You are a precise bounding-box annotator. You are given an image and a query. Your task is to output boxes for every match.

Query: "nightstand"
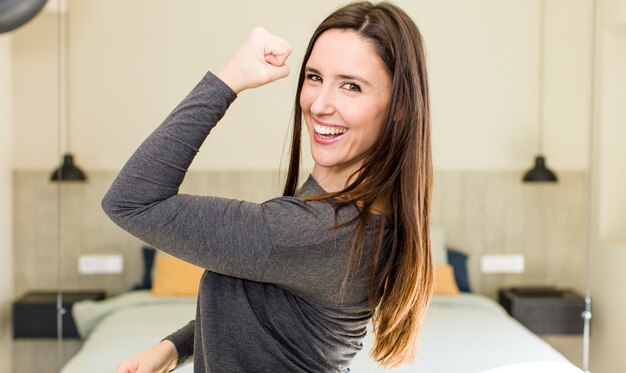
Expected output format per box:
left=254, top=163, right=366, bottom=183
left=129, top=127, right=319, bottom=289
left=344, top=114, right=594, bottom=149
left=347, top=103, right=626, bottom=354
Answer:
left=13, top=290, right=106, bottom=339
left=498, top=287, right=585, bottom=334
left=498, top=287, right=585, bottom=367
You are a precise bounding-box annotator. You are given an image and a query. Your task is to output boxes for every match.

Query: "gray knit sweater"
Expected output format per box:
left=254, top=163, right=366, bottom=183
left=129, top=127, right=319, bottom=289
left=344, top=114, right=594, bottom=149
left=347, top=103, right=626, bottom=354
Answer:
left=101, top=71, right=391, bottom=372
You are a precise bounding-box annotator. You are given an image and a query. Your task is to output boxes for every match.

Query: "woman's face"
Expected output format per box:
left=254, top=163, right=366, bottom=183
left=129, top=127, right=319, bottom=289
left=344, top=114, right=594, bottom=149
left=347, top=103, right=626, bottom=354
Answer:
left=300, top=28, right=392, bottom=179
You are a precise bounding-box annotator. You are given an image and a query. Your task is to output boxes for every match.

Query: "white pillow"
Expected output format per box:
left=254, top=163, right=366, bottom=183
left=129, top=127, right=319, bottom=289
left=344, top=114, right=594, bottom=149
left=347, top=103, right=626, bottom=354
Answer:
left=431, top=225, right=447, bottom=264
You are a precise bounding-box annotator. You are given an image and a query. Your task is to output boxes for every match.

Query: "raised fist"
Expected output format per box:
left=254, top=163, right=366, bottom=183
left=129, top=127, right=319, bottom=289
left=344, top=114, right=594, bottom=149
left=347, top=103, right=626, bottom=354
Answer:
left=218, top=27, right=292, bottom=94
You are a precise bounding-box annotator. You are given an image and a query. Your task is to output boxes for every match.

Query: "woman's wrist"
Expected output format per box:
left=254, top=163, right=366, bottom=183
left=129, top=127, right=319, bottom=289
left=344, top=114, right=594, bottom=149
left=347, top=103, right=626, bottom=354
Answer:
left=217, top=68, right=245, bottom=95
left=159, top=339, right=179, bottom=371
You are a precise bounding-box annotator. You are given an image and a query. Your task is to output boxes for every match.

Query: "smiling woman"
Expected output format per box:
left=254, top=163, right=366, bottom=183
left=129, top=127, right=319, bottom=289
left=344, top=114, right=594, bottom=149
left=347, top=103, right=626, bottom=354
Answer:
left=100, top=1, right=432, bottom=372
left=4, top=0, right=606, bottom=371
left=282, top=2, right=433, bottom=366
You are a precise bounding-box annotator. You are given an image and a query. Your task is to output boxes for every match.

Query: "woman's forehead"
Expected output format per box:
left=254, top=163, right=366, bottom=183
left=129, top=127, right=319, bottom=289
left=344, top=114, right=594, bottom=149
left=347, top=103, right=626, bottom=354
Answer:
left=306, top=29, right=388, bottom=80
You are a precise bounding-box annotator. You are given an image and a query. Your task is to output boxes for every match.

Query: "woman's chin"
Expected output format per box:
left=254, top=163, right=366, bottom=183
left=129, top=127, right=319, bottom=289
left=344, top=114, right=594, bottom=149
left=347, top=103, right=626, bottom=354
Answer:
left=311, top=158, right=337, bottom=169
left=311, top=155, right=360, bottom=173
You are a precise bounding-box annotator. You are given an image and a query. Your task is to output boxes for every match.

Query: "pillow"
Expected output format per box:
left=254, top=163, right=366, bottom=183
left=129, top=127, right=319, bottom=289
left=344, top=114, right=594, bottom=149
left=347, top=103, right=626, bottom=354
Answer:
left=431, top=225, right=447, bottom=264
left=433, top=264, right=460, bottom=296
left=132, top=246, right=156, bottom=290
left=151, top=254, right=204, bottom=296
left=447, top=248, right=472, bottom=292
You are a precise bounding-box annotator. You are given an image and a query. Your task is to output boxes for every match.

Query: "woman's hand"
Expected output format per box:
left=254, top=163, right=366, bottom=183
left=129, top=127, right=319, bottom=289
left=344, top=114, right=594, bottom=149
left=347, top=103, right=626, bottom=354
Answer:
left=115, top=340, right=179, bottom=373
left=218, top=27, right=292, bottom=94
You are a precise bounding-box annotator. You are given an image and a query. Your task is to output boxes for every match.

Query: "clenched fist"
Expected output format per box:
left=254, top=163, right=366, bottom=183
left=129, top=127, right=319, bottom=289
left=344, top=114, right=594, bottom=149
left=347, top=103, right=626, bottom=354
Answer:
left=218, top=27, right=292, bottom=94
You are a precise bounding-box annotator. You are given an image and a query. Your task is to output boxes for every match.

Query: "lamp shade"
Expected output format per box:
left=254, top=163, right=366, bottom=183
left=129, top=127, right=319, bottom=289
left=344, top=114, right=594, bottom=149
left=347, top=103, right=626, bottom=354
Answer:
left=522, top=155, right=558, bottom=183
left=50, top=153, right=87, bottom=182
left=0, top=0, right=48, bottom=34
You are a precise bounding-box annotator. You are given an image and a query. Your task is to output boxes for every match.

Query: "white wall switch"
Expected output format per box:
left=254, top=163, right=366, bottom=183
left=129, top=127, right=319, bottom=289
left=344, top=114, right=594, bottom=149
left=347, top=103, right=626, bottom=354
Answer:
left=78, top=255, right=123, bottom=275
left=480, top=254, right=525, bottom=274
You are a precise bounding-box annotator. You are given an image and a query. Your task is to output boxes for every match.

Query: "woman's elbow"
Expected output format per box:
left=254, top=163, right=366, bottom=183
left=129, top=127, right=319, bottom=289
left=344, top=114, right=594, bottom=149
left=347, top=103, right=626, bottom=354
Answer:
left=101, top=189, right=129, bottom=224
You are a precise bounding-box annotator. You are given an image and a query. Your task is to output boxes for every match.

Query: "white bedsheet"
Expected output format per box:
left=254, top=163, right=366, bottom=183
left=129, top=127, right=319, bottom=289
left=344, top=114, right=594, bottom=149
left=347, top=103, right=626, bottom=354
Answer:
left=351, top=294, right=581, bottom=372
left=63, top=291, right=196, bottom=373
left=62, top=291, right=582, bottom=373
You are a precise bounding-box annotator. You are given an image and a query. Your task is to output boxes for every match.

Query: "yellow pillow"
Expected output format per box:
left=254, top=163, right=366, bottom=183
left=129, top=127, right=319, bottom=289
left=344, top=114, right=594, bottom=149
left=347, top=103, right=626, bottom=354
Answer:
left=433, top=264, right=461, bottom=296
left=151, top=255, right=204, bottom=296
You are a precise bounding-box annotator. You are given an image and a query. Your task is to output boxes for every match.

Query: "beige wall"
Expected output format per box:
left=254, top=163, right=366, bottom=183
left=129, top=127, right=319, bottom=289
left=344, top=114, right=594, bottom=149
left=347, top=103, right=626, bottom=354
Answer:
left=589, top=0, right=626, bottom=371
left=604, top=0, right=626, bottom=25
left=0, top=34, right=14, bottom=373
left=12, top=169, right=589, bottom=299
left=596, top=28, right=626, bottom=241
left=11, top=0, right=592, bottom=172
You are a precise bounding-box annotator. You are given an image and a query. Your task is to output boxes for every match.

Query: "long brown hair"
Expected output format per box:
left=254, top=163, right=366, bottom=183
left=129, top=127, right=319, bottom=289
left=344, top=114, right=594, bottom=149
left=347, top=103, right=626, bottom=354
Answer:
left=282, top=1, right=433, bottom=367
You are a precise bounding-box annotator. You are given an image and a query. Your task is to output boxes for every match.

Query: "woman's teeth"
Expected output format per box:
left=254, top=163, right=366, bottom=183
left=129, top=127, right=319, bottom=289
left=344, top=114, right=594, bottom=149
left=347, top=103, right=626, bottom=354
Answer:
left=314, top=123, right=348, bottom=136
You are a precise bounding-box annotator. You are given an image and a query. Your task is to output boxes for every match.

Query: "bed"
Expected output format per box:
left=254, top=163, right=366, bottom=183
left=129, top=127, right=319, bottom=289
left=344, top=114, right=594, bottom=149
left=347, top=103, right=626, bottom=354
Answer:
left=60, top=290, right=582, bottom=373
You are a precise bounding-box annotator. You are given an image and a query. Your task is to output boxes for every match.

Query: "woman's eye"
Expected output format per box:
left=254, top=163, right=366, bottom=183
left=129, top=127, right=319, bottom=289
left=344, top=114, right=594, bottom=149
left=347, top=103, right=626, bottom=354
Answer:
left=306, top=73, right=322, bottom=82
left=341, top=82, right=361, bottom=92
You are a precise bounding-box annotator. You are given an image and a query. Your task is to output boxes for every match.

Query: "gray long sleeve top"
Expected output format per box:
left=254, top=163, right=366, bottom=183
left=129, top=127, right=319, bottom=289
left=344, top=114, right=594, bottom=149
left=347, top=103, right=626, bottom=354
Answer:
left=101, top=71, right=391, bottom=372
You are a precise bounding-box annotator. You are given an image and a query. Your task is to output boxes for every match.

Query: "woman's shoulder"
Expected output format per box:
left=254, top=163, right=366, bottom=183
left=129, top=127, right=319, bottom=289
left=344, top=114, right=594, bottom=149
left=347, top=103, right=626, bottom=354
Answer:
left=263, top=175, right=362, bottom=217
left=259, top=182, right=392, bottom=249
left=257, top=176, right=352, bottom=247
left=260, top=194, right=350, bottom=240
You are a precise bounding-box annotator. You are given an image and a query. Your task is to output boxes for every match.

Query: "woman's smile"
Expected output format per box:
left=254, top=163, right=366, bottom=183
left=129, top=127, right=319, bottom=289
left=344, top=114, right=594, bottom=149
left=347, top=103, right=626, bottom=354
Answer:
left=313, top=120, right=348, bottom=144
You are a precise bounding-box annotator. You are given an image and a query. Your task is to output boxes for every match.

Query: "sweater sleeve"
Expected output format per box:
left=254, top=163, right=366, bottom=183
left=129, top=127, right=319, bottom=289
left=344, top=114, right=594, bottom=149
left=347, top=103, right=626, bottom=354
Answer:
left=101, top=71, right=274, bottom=281
left=163, top=320, right=195, bottom=368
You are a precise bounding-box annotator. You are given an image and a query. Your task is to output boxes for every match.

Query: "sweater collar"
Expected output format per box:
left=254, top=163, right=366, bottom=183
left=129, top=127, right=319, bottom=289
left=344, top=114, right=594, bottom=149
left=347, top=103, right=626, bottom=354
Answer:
left=296, top=174, right=326, bottom=197
left=297, top=175, right=390, bottom=223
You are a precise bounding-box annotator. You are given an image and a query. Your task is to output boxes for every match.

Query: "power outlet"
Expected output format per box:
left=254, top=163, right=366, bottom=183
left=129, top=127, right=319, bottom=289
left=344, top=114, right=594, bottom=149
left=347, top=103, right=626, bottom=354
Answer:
left=78, top=255, right=123, bottom=275
left=480, top=254, right=525, bottom=274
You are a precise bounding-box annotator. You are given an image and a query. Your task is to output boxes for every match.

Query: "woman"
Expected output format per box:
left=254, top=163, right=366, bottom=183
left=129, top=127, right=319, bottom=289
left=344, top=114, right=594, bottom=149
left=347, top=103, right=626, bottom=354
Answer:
left=103, top=1, right=433, bottom=372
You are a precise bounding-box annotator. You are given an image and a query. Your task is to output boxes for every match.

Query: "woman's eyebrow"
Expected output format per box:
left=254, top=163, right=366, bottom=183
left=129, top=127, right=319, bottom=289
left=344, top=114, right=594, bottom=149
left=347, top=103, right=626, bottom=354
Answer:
left=337, top=73, right=372, bottom=87
left=305, top=66, right=372, bottom=87
left=305, top=66, right=322, bottom=75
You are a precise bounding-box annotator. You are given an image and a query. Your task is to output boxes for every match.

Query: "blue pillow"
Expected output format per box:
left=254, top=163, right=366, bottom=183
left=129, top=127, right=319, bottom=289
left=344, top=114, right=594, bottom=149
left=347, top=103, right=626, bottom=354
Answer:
left=132, top=246, right=156, bottom=290
left=447, top=248, right=471, bottom=292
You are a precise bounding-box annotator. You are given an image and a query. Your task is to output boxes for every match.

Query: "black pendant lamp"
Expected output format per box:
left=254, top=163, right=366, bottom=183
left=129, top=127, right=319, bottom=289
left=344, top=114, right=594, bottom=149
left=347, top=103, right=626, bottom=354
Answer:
left=523, top=0, right=558, bottom=183
left=50, top=0, right=86, bottom=182
left=523, top=155, right=557, bottom=182
left=50, top=153, right=86, bottom=181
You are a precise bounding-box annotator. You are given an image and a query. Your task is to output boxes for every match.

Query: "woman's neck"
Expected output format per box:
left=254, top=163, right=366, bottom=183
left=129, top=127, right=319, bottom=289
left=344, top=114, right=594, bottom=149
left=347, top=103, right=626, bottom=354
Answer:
left=311, top=164, right=387, bottom=215
left=311, top=164, right=358, bottom=193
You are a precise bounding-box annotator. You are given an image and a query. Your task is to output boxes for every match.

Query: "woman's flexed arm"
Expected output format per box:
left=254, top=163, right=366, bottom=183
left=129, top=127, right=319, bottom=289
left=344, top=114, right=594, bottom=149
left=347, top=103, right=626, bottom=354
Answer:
left=101, top=29, right=292, bottom=280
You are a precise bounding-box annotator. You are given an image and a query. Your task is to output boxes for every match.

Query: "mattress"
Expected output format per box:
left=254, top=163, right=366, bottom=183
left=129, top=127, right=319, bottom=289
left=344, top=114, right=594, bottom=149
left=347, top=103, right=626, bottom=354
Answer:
left=61, top=291, right=582, bottom=373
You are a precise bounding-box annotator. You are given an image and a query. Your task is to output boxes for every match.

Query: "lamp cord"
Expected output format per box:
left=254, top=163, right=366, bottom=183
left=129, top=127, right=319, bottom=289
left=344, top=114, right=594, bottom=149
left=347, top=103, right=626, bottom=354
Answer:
left=538, top=0, right=545, bottom=155
left=65, top=0, right=71, bottom=153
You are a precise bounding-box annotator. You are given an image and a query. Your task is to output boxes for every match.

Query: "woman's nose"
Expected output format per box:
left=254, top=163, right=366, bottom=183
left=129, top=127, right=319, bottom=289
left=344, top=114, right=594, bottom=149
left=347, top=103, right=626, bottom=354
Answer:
left=310, top=87, right=336, bottom=116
